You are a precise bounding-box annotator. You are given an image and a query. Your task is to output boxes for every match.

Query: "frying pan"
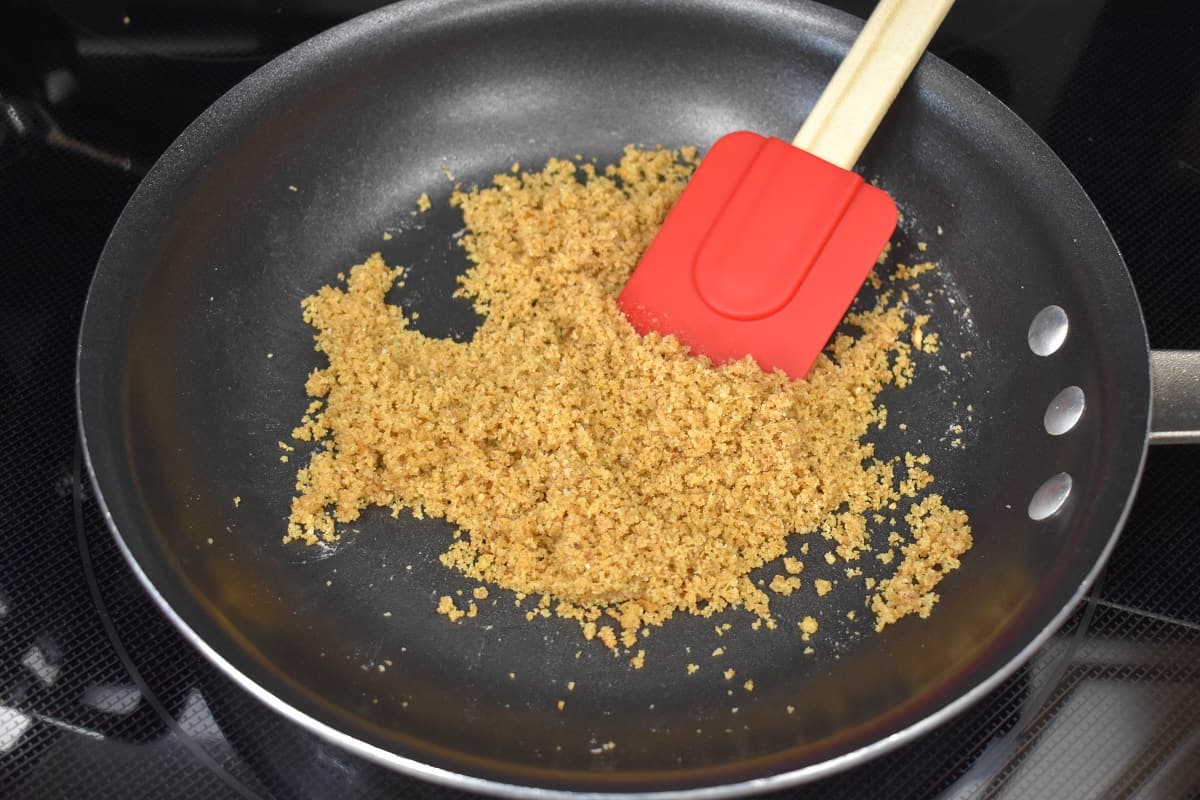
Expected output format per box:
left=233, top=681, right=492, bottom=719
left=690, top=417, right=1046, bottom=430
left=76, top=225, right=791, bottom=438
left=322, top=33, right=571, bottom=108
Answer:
left=76, top=0, right=1200, bottom=796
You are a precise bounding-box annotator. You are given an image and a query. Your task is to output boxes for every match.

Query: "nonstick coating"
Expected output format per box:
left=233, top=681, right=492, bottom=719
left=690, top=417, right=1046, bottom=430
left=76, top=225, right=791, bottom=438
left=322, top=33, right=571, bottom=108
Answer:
left=77, top=0, right=1150, bottom=795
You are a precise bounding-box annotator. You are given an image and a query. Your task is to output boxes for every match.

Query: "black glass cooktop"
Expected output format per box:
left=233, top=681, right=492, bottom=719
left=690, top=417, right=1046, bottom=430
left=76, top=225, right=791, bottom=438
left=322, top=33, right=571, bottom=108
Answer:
left=2, top=1, right=1198, bottom=797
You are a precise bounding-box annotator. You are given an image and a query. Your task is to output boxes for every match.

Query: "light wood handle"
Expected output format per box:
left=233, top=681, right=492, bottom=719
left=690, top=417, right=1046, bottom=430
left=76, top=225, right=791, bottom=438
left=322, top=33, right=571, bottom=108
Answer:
left=792, top=0, right=954, bottom=170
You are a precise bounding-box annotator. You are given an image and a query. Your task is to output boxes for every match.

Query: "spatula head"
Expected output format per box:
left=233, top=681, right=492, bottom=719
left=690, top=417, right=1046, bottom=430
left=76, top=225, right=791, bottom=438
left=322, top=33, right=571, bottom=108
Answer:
left=619, top=131, right=898, bottom=379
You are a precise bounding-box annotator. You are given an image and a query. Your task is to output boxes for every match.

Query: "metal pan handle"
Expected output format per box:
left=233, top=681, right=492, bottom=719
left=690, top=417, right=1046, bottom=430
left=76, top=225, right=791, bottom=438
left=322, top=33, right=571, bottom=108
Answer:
left=1149, top=350, right=1200, bottom=444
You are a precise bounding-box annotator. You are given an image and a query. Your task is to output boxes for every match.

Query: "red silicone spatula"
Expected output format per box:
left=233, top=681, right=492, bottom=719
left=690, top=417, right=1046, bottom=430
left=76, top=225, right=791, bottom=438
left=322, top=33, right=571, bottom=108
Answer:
left=619, top=0, right=955, bottom=379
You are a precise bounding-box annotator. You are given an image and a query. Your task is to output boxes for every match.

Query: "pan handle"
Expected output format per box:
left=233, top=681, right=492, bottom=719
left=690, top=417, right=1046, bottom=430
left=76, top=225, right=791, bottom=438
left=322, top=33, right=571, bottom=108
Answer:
left=1149, top=350, right=1200, bottom=444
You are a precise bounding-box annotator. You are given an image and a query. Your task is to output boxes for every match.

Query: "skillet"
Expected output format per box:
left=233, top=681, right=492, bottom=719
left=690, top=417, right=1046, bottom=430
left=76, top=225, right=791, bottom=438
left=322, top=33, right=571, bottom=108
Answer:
left=76, top=0, right=1200, bottom=795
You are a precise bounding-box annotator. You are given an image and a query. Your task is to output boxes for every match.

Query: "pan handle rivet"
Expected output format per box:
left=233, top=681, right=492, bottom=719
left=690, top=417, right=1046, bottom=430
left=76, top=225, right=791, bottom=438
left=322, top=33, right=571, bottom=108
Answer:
left=1028, top=305, right=1069, bottom=356
left=1044, top=386, right=1085, bottom=435
left=1028, top=472, right=1072, bottom=521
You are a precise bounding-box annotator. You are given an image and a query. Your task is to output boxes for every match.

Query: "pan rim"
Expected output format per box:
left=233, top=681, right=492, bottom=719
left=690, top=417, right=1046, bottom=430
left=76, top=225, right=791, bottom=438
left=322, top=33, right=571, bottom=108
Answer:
left=75, top=0, right=1152, bottom=795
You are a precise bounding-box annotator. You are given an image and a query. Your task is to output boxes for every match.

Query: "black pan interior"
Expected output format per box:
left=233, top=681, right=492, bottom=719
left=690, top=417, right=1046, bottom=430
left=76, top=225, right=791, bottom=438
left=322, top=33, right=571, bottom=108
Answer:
left=77, top=0, right=1150, bottom=794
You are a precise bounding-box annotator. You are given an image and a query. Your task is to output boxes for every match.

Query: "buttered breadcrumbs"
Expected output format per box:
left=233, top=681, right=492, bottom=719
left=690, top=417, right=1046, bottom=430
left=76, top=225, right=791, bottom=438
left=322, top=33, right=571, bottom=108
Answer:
left=286, top=147, right=972, bottom=649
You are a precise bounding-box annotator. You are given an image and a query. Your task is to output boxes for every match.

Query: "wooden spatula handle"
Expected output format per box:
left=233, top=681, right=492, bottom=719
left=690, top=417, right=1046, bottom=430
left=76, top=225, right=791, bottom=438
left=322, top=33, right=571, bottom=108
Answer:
left=792, top=0, right=954, bottom=170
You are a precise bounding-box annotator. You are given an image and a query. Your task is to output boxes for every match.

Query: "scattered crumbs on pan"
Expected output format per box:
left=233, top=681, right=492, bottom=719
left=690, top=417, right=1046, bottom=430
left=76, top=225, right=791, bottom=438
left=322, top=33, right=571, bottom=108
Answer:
left=799, top=616, right=818, bottom=642
left=803, top=646, right=814, bottom=655
left=436, top=595, right=465, bottom=622
left=711, top=647, right=725, bottom=657
left=567, top=681, right=575, bottom=691
left=473, top=586, right=489, bottom=600
left=917, top=241, right=928, bottom=252
left=510, top=162, right=520, bottom=174
left=630, top=650, right=646, bottom=669
left=279, top=455, right=288, bottom=463
left=288, top=185, right=298, bottom=192
left=723, top=668, right=736, bottom=681
left=937, top=224, right=944, bottom=235
left=743, top=679, right=754, bottom=692
left=325, top=579, right=331, bottom=587
left=278, top=440, right=294, bottom=452
left=383, top=231, right=393, bottom=241
left=786, top=705, right=796, bottom=714
left=232, top=496, right=241, bottom=508
left=267, top=352, right=274, bottom=359
left=284, top=147, right=972, bottom=666
left=557, top=700, right=565, bottom=711
left=417, top=192, right=432, bottom=212
left=441, top=164, right=455, bottom=181
left=206, top=537, right=213, bottom=545
left=687, top=664, right=699, bottom=675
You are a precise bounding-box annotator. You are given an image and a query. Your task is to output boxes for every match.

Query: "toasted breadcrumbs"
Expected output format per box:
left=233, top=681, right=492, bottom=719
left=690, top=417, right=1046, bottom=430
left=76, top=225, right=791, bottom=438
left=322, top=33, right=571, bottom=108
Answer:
left=286, top=147, right=972, bottom=648
left=769, top=575, right=803, bottom=596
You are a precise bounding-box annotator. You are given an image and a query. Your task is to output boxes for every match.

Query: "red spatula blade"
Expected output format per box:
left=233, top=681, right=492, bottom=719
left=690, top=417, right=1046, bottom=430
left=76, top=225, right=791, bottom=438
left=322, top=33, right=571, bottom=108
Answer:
left=619, top=131, right=898, bottom=379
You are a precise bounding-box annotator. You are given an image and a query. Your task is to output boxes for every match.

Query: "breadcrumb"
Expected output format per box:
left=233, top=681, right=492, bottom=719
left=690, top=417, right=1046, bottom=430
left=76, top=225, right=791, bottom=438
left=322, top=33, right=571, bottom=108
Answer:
left=769, top=574, right=803, bottom=595
left=436, top=595, right=465, bottom=622
left=285, top=147, right=972, bottom=645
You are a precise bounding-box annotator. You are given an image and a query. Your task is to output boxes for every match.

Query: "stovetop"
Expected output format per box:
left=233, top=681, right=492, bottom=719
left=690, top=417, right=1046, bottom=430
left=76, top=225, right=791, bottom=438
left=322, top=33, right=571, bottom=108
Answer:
left=2, top=1, right=1199, bottom=797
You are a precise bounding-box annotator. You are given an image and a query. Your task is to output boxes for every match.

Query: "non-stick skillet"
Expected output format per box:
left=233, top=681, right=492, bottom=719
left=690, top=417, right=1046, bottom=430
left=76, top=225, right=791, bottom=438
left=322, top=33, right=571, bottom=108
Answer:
left=76, top=0, right=1200, bottom=796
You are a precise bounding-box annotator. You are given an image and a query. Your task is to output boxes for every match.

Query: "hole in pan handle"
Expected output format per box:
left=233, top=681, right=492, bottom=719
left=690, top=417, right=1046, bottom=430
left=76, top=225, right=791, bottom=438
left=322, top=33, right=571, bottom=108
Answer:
left=1149, top=350, right=1200, bottom=445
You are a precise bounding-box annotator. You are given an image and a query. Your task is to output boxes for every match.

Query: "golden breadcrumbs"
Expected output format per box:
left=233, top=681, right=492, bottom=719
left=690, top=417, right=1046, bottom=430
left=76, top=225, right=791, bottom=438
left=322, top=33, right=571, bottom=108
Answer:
left=286, top=147, right=972, bottom=648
